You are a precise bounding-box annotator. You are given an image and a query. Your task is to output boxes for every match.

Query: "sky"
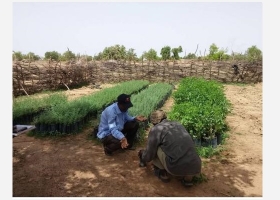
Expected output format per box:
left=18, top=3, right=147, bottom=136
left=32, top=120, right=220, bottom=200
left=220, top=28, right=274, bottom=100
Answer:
left=12, top=1, right=262, bottom=58
left=2, top=0, right=280, bottom=199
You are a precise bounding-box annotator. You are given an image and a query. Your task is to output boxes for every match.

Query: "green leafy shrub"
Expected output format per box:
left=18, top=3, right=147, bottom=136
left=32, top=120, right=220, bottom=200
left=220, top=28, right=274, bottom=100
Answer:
left=168, top=77, right=231, bottom=158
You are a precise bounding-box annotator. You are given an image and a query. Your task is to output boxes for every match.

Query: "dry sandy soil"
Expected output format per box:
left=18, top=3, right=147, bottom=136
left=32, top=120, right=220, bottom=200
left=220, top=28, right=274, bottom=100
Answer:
left=12, top=82, right=262, bottom=197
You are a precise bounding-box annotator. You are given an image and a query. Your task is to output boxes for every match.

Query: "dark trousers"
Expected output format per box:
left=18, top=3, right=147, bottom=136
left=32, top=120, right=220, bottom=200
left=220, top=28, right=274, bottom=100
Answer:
left=101, top=121, right=139, bottom=152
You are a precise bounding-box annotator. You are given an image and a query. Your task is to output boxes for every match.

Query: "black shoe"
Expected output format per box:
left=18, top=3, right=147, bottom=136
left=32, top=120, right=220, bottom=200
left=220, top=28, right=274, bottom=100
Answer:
left=153, top=166, right=170, bottom=183
left=104, top=147, right=112, bottom=156
left=181, top=178, right=193, bottom=187
left=127, top=146, right=136, bottom=150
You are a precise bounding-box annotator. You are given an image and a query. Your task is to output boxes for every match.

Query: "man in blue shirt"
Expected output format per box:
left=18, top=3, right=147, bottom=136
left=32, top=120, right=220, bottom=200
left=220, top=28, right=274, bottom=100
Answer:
left=97, top=93, right=147, bottom=156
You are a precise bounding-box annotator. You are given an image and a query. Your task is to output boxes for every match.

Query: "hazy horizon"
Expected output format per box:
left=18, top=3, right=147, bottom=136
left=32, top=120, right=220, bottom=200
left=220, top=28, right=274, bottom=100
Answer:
left=13, top=2, right=262, bottom=58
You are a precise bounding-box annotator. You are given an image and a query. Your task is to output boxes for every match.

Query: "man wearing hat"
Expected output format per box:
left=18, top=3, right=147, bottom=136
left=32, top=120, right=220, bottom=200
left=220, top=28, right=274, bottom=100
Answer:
left=97, top=93, right=147, bottom=156
left=138, top=110, right=201, bottom=187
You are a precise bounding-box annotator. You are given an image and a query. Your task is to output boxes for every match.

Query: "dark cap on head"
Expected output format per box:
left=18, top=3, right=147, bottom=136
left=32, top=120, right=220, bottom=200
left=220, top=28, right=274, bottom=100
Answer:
left=117, top=94, right=133, bottom=108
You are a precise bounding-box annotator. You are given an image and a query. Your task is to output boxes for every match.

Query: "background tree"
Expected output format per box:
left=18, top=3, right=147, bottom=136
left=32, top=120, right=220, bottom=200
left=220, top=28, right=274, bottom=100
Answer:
left=160, top=46, right=171, bottom=61
left=245, top=45, right=262, bottom=62
left=171, top=46, right=183, bottom=60
left=13, top=51, right=40, bottom=61
left=23, top=52, right=41, bottom=61
left=126, top=48, right=137, bottom=61
left=13, top=51, right=23, bottom=61
left=61, top=48, right=76, bottom=61
left=207, top=43, right=230, bottom=61
left=184, top=53, right=197, bottom=59
left=93, top=52, right=103, bottom=61
left=231, top=52, right=246, bottom=61
left=143, top=48, right=158, bottom=61
left=208, top=43, right=219, bottom=57
left=44, top=51, right=60, bottom=61
left=13, top=43, right=261, bottom=62
left=85, top=55, right=93, bottom=62
left=101, top=44, right=127, bottom=60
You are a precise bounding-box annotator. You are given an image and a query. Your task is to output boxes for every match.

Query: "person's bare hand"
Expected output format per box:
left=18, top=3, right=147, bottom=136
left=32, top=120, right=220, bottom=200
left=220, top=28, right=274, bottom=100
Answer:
left=136, top=115, right=147, bottom=122
left=120, top=137, right=129, bottom=149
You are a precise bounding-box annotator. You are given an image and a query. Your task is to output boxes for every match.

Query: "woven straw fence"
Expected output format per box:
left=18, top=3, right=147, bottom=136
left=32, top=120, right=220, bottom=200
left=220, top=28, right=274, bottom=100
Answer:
left=12, top=59, right=262, bottom=97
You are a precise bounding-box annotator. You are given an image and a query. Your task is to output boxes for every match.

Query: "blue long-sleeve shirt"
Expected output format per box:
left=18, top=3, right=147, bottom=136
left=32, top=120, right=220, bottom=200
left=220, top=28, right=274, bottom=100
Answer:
left=97, top=102, right=135, bottom=140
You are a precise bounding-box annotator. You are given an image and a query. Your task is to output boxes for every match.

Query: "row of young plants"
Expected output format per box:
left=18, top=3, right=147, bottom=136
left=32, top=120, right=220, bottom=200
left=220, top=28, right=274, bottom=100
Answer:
left=128, top=82, right=174, bottom=143
left=168, top=77, right=231, bottom=148
left=20, top=80, right=150, bottom=136
left=13, top=92, right=68, bottom=125
left=129, top=83, right=174, bottom=118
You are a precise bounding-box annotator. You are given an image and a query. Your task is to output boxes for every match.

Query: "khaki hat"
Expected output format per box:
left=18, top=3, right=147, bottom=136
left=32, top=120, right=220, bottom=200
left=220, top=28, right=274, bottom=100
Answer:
left=150, top=110, right=167, bottom=125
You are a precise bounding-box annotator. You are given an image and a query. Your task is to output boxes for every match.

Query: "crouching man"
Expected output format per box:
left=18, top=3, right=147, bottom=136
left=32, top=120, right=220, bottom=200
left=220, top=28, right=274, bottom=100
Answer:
left=97, top=93, right=147, bottom=156
left=138, top=110, right=202, bottom=187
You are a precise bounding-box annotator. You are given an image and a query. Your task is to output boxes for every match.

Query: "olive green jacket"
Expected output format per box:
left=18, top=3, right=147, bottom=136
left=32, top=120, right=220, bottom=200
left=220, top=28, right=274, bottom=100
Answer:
left=141, top=119, right=201, bottom=176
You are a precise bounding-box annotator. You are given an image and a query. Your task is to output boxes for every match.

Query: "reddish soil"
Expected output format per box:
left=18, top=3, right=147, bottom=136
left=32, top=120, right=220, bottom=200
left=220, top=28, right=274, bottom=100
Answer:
left=12, top=82, right=262, bottom=197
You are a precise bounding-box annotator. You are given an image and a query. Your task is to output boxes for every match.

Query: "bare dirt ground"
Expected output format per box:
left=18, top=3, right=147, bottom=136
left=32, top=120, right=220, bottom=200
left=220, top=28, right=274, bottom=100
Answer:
left=12, top=82, right=262, bottom=197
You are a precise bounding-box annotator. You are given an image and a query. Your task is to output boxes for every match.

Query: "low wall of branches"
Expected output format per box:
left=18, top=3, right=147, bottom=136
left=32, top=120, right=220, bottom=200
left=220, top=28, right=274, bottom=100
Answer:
left=13, top=59, right=262, bottom=97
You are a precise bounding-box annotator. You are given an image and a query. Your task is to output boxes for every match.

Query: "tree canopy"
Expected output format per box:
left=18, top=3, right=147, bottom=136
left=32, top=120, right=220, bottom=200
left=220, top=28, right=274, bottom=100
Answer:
left=13, top=43, right=262, bottom=62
